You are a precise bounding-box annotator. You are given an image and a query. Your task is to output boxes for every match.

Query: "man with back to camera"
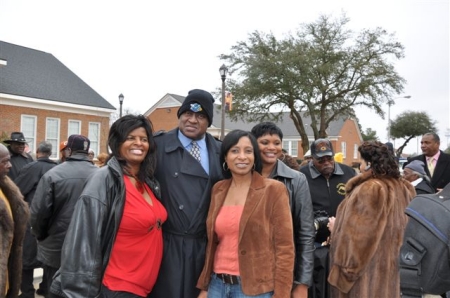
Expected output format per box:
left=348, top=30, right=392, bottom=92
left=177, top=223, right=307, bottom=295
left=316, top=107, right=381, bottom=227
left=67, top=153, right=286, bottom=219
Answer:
left=149, top=89, right=223, bottom=298
left=4, top=132, right=34, bottom=180
left=300, top=138, right=356, bottom=298
left=0, top=143, right=29, bottom=297
left=405, top=132, right=450, bottom=192
left=30, top=135, right=98, bottom=298
left=14, top=141, right=58, bottom=298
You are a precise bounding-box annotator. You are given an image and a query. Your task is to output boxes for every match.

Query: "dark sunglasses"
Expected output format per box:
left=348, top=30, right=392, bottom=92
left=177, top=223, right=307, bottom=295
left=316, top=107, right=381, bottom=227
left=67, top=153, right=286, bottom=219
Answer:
left=316, top=156, right=333, bottom=164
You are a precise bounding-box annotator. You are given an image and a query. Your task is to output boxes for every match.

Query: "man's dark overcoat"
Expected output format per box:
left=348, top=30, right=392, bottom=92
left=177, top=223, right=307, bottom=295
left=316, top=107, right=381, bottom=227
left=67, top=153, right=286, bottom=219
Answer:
left=149, top=129, right=222, bottom=298
left=14, top=157, right=57, bottom=268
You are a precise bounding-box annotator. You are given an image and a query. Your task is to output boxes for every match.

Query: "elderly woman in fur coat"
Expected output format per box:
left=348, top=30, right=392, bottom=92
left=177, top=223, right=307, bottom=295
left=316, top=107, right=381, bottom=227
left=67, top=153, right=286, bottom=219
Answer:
left=0, top=143, right=29, bottom=297
left=328, top=141, right=416, bottom=298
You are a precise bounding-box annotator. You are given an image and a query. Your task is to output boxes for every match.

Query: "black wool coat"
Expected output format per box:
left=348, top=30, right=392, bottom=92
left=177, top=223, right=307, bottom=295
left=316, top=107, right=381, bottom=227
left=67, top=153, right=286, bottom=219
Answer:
left=14, top=157, right=57, bottom=268
left=149, top=129, right=223, bottom=298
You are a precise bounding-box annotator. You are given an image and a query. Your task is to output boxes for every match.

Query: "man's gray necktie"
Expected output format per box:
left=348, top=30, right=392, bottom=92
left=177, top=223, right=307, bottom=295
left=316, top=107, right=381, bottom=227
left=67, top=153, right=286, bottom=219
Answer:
left=190, top=141, right=201, bottom=162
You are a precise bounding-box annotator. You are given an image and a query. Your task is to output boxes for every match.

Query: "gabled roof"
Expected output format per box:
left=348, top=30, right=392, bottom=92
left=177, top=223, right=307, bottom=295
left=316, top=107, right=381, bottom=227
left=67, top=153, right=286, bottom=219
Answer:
left=0, top=41, right=115, bottom=110
left=147, top=93, right=353, bottom=139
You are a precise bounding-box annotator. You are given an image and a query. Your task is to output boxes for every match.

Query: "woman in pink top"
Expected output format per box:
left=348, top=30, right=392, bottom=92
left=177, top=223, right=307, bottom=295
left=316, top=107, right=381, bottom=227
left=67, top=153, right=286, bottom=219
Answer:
left=197, top=130, right=295, bottom=298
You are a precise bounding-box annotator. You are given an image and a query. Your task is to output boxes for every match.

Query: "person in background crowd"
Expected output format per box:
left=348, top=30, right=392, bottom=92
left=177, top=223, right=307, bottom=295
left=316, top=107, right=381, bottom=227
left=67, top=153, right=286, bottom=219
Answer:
left=405, top=132, right=450, bottom=192
left=197, top=129, right=295, bottom=298
left=279, top=148, right=301, bottom=171
left=3, top=132, right=34, bottom=180
left=300, top=149, right=312, bottom=167
left=328, top=141, right=416, bottom=298
left=149, top=89, right=223, bottom=298
left=299, top=138, right=356, bottom=298
left=334, top=152, right=344, bottom=164
left=88, top=149, right=95, bottom=162
left=251, top=122, right=314, bottom=298
left=0, top=143, right=29, bottom=297
left=30, top=135, right=98, bottom=298
left=51, top=115, right=166, bottom=298
left=14, top=141, right=57, bottom=298
left=59, top=141, right=69, bottom=164
left=403, top=160, right=435, bottom=195
left=96, top=152, right=109, bottom=167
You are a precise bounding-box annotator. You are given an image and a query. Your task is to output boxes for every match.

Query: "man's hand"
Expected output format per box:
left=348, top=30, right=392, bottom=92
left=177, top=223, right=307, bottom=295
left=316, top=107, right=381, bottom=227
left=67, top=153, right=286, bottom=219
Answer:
left=198, top=290, right=208, bottom=298
left=291, top=284, right=308, bottom=298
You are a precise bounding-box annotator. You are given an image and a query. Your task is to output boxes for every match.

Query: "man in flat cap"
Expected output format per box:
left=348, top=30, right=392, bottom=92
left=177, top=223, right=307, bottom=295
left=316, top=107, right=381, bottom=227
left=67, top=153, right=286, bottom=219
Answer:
left=30, top=135, right=98, bottom=297
left=403, top=160, right=435, bottom=195
left=150, top=89, right=223, bottom=298
left=3, top=132, right=34, bottom=180
left=300, top=138, right=356, bottom=298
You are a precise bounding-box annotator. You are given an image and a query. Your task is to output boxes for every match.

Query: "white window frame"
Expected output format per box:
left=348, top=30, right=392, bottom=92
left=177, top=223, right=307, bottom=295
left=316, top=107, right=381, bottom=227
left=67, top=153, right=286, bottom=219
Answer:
left=46, top=117, right=60, bottom=159
left=341, top=141, right=347, bottom=159
left=21, top=114, right=37, bottom=153
left=283, top=140, right=298, bottom=157
left=353, top=144, right=358, bottom=159
left=88, top=122, right=100, bottom=155
left=68, top=120, right=81, bottom=136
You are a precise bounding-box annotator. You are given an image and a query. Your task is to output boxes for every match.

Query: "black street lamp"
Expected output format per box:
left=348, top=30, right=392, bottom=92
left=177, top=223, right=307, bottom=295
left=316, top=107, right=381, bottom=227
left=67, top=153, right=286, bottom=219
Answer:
left=119, top=93, right=124, bottom=118
left=219, top=64, right=228, bottom=140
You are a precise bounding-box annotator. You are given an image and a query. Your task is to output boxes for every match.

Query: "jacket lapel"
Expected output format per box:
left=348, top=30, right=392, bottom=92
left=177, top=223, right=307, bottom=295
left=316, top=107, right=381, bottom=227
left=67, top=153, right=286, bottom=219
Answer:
left=239, top=172, right=266, bottom=243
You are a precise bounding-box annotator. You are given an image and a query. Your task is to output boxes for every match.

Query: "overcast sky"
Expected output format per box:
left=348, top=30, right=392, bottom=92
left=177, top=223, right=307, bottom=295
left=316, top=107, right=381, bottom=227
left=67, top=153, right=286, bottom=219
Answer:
left=1, top=0, right=448, bottom=154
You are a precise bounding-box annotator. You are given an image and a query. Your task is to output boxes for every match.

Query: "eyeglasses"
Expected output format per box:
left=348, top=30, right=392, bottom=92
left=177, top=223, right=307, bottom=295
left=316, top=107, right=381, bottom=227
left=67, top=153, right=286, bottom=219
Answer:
left=316, top=156, right=333, bottom=164
left=183, top=111, right=207, bottom=121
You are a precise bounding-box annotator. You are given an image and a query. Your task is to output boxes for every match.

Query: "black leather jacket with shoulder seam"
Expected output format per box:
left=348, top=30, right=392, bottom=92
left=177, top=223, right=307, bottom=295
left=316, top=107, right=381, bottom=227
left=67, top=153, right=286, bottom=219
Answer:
left=51, top=157, right=161, bottom=298
left=270, top=160, right=315, bottom=286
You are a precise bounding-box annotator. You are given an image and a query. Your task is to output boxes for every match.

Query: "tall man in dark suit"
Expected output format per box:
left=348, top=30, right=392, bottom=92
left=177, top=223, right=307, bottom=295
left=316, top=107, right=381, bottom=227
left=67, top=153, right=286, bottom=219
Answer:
left=406, top=132, right=450, bottom=191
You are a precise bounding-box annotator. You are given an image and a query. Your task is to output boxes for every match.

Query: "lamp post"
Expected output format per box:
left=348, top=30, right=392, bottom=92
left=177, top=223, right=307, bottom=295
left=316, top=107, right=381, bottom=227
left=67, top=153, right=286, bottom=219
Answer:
left=387, top=95, right=411, bottom=142
left=219, top=64, right=228, bottom=140
left=119, top=93, right=124, bottom=118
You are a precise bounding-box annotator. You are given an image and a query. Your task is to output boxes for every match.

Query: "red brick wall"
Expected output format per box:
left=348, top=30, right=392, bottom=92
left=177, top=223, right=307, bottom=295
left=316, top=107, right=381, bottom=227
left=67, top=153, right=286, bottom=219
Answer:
left=0, top=104, right=110, bottom=153
left=147, top=107, right=180, bottom=132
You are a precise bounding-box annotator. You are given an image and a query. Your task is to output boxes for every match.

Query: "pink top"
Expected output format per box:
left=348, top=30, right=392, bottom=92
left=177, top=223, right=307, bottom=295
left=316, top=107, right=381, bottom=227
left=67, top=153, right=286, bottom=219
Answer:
left=213, top=205, right=244, bottom=275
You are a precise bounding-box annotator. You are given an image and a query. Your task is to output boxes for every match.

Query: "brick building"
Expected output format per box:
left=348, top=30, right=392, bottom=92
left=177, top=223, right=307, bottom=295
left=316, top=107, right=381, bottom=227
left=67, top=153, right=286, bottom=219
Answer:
left=144, top=93, right=363, bottom=166
left=0, top=41, right=115, bottom=159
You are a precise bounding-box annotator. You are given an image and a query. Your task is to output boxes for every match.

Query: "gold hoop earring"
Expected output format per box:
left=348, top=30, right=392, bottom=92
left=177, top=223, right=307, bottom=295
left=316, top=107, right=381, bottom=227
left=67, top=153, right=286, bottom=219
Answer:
left=278, top=153, right=286, bottom=161
left=222, top=162, right=229, bottom=171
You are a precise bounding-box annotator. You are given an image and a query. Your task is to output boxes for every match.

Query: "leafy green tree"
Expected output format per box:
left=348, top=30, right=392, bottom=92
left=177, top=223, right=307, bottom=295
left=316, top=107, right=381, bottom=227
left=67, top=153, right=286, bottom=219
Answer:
left=361, top=128, right=379, bottom=141
left=390, top=111, right=437, bottom=157
left=220, top=13, right=405, bottom=153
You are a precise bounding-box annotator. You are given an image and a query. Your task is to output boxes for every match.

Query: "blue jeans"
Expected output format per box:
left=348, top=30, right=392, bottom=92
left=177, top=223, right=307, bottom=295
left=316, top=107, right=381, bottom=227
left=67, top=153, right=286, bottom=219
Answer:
left=207, top=273, right=273, bottom=298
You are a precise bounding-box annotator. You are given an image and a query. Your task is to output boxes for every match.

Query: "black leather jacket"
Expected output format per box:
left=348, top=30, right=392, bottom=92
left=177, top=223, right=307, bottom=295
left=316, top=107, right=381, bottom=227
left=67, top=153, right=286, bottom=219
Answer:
left=270, top=160, right=315, bottom=286
left=30, top=154, right=98, bottom=268
left=51, top=157, right=161, bottom=298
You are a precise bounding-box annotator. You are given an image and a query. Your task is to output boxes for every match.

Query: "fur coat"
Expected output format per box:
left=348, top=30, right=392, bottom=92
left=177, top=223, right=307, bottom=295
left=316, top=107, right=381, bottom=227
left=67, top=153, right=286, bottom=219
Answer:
left=0, top=176, right=29, bottom=298
left=328, top=170, right=416, bottom=298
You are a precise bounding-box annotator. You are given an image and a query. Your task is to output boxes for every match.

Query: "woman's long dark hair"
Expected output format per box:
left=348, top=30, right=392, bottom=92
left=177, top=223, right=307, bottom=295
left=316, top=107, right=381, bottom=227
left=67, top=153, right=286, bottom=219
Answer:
left=359, top=141, right=400, bottom=178
left=108, top=114, right=157, bottom=180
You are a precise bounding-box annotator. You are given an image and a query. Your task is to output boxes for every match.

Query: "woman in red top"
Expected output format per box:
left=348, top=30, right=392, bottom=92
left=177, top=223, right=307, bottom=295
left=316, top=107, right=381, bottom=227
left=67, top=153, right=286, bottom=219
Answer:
left=51, top=115, right=167, bottom=298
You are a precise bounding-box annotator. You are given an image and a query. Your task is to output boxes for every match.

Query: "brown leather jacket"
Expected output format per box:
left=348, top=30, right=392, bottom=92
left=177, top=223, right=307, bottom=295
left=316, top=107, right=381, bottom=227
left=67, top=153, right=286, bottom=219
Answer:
left=197, top=171, right=294, bottom=297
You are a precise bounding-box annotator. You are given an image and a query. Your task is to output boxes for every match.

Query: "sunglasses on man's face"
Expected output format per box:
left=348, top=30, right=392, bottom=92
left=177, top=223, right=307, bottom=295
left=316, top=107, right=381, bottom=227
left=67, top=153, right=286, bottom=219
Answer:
left=316, top=156, right=333, bottom=164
